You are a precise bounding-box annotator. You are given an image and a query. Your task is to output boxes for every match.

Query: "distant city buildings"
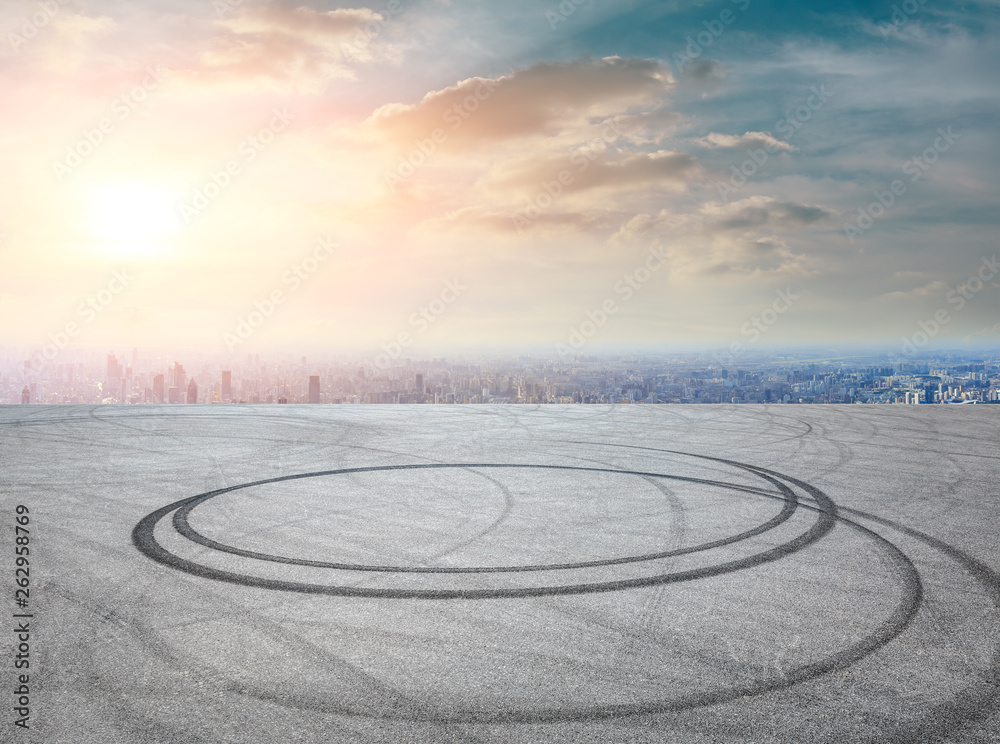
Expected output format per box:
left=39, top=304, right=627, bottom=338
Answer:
left=2, top=350, right=998, bottom=406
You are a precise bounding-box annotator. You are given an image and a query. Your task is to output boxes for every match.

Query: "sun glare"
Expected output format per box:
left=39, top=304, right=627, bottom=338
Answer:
left=84, top=181, right=180, bottom=257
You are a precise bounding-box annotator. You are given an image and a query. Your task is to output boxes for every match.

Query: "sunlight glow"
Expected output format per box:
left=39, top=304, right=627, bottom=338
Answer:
left=84, top=181, right=180, bottom=257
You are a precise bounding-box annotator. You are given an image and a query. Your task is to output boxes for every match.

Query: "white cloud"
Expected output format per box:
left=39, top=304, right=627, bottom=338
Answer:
left=693, top=131, right=797, bottom=152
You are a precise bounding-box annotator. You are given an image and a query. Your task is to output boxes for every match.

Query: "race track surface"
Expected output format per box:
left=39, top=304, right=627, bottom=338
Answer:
left=1, top=404, right=998, bottom=743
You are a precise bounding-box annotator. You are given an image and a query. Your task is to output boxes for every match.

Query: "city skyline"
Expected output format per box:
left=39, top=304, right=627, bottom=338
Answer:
left=1, top=1, right=997, bottom=358
left=6, top=345, right=999, bottom=405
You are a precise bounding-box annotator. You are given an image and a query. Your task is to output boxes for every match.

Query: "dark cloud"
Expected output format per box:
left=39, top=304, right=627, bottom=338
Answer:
left=715, top=200, right=832, bottom=231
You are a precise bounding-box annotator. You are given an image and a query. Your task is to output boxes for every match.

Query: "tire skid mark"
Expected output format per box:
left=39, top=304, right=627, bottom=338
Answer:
left=144, top=463, right=802, bottom=581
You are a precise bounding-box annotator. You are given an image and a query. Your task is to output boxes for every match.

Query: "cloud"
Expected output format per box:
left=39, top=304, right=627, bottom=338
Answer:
left=632, top=225, right=813, bottom=277
left=369, top=56, right=673, bottom=147
left=881, top=280, right=952, bottom=300
left=362, top=56, right=689, bottom=237
left=422, top=206, right=618, bottom=235
left=694, top=131, right=796, bottom=152
left=220, top=5, right=380, bottom=40
left=487, top=149, right=699, bottom=198
left=695, top=235, right=810, bottom=277
left=609, top=196, right=832, bottom=277
left=2, top=10, right=117, bottom=73
left=701, top=196, right=832, bottom=230
left=678, top=58, right=729, bottom=85
left=200, top=4, right=383, bottom=83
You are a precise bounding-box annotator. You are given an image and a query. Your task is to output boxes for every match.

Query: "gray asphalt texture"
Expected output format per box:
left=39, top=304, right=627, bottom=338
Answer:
left=1, top=404, right=998, bottom=743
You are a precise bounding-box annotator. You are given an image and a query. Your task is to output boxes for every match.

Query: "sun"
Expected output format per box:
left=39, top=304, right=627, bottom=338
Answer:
left=84, top=181, right=181, bottom=257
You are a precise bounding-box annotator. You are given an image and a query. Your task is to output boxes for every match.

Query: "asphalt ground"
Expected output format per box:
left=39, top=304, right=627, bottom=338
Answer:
left=1, top=404, right=998, bottom=743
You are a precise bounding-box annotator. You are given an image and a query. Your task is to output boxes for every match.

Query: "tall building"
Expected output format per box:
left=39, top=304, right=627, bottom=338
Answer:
left=21, top=386, right=30, bottom=404
left=170, top=362, right=186, bottom=392
left=153, top=374, right=165, bottom=404
left=186, top=378, right=198, bottom=404
left=107, top=354, right=123, bottom=380
left=415, top=373, right=424, bottom=393
left=105, top=355, right=123, bottom=402
left=308, top=375, right=320, bottom=404
left=221, top=370, right=232, bottom=400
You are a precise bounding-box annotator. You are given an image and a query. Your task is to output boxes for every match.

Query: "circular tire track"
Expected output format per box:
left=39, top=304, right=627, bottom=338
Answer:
left=134, top=460, right=824, bottom=598
left=129, top=449, right=1000, bottom=728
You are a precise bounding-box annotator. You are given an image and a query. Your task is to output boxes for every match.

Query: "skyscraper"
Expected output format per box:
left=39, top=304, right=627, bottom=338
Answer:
left=308, top=375, right=320, bottom=404
left=170, top=362, right=186, bottom=392
left=221, top=370, right=232, bottom=400
left=21, top=386, right=30, bottom=404
left=153, top=374, right=165, bottom=404
left=107, top=354, right=123, bottom=380
left=186, top=378, right=198, bottom=404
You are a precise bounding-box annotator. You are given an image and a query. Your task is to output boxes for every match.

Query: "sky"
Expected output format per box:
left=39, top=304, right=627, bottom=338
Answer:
left=0, top=0, right=997, bottom=360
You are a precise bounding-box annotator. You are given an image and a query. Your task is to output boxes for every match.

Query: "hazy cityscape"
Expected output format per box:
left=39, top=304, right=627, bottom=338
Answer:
left=5, top=348, right=999, bottom=406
